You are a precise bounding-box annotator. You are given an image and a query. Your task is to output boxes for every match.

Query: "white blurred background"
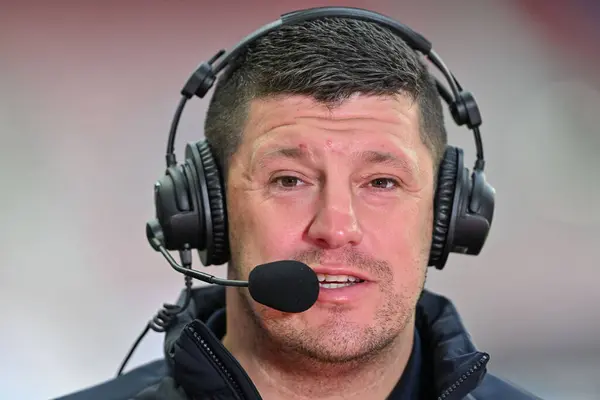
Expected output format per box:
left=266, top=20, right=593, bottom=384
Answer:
left=1, top=1, right=599, bottom=399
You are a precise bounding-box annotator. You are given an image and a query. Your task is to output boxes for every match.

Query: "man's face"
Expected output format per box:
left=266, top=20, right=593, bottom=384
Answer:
left=226, top=94, right=434, bottom=363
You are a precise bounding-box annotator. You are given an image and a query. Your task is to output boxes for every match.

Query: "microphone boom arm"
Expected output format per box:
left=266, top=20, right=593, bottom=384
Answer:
left=149, top=237, right=249, bottom=287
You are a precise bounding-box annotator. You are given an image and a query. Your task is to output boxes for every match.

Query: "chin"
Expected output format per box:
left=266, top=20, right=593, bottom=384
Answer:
left=291, top=321, right=398, bottom=364
left=260, top=310, right=401, bottom=364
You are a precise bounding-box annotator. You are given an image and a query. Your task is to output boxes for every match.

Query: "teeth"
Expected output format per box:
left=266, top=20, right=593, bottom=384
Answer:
left=316, top=273, right=362, bottom=283
left=320, top=282, right=356, bottom=289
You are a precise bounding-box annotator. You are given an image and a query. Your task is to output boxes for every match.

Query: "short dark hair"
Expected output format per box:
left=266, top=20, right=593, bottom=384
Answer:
left=204, top=17, right=447, bottom=178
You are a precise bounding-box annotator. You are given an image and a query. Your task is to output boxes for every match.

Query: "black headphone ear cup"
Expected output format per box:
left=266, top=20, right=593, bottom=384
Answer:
left=153, top=164, right=202, bottom=251
left=166, top=166, right=191, bottom=212
left=429, top=146, right=460, bottom=269
left=185, top=140, right=229, bottom=266
left=196, top=141, right=229, bottom=265
left=180, top=161, right=204, bottom=248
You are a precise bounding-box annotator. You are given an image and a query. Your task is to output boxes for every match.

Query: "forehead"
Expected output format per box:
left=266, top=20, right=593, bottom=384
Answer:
left=240, top=94, right=423, bottom=151
left=247, top=93, right=417, bottom=131
left=233, top=94, right=428, bottom=169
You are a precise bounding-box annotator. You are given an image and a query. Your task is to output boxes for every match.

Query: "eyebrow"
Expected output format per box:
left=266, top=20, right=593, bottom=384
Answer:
left=253, top=147, right=311, bottom=171
left=357, top=150, right=418, bottom=176
left=252, top=147, right=417, bottom=175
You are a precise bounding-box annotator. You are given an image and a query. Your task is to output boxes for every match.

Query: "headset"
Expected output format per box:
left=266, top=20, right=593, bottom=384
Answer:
left=118, top=6, right=497, bottom=377
left=150, top=6, right=495, bottom=272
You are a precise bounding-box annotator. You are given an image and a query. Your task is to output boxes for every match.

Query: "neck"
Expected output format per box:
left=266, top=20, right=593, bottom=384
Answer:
left=222, top=289, right=416, bottom=400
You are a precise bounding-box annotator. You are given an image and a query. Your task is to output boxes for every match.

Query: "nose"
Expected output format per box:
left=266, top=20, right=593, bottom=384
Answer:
left=305, top=182, right=363, bottom=249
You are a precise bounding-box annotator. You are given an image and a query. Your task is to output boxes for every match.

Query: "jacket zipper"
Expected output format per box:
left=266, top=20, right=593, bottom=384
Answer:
left=437, top=353, right=489, bottom=400
left=187, top=325, right=247, bottom=400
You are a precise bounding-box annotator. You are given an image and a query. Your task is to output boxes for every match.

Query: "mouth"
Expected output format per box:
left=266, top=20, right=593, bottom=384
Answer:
left=317, top=273, right=366, bottom=289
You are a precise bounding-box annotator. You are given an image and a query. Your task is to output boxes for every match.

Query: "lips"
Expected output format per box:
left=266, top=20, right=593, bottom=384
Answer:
left=312, top=268, right=375, bottom=304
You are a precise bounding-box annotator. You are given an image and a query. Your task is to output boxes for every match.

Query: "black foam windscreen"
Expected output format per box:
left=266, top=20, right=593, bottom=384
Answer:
left=248, top=260, right=320, bottom=313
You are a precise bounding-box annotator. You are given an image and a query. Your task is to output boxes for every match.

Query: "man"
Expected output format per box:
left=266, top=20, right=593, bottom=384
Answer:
left=58, top=10, right=541, bottom=400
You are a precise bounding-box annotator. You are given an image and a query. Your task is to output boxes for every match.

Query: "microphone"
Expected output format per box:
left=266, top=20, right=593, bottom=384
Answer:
left=248, top=260, right=320, bottom=313
left=146, top=222, right=320, bottom=313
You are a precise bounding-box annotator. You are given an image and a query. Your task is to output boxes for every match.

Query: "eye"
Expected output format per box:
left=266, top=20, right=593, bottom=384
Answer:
left=271, top=175, right=306, bottom=189
left=369, top=177, right=399, bottom=190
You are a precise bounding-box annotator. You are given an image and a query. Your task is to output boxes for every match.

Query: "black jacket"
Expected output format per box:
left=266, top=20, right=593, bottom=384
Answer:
left=56, top=286, right=542, bottom=400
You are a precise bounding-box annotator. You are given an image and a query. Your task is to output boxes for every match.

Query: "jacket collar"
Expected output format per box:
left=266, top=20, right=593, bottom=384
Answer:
left=415, top=291, right=490, bottom=398
left=163, top=286, right=490, bottom=399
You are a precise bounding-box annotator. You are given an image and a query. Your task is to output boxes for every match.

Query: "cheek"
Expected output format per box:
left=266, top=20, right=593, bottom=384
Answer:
left=228, top=189, right=311, bottom=263
left=364, top=201, right=431, bottom=300
left=360, top=197, right=431, bottom=263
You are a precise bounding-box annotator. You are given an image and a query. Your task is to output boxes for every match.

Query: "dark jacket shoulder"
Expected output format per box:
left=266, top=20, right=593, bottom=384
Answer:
left=53, top=359, right=168, bottom=400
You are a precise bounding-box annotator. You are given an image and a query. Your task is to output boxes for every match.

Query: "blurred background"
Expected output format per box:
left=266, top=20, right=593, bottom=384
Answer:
left=1, top=0, right=599, bottom=399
